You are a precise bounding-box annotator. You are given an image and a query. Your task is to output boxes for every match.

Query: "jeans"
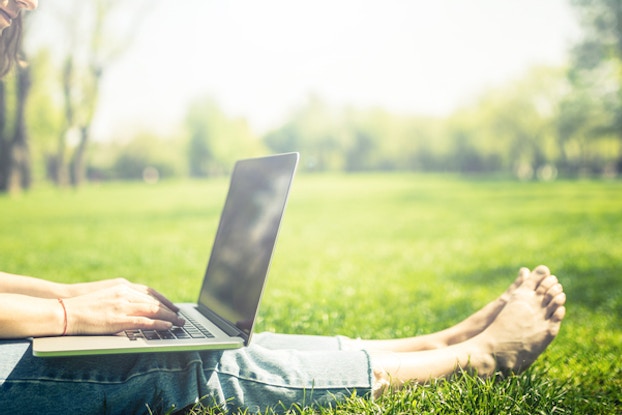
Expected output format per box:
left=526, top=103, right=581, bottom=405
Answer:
left=0, top=333, right=373, bottom=414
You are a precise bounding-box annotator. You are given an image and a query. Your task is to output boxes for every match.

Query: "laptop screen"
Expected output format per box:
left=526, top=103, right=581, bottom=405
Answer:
left=197, top=153, right=299, bottom=337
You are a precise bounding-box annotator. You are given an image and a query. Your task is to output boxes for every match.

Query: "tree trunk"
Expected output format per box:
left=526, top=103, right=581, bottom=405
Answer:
left=51, top=57, right=74, bottom=187
left=0, top=80, right=10, bottom=192
left=69, top=125, right=89, bottom=187
left=12, top=63, right=33, bottom=191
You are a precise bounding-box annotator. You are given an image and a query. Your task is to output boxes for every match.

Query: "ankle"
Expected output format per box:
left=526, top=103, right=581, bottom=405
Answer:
left=463, top=337, right=497, bottom=377
left=371, top=366, right=392, bottom=399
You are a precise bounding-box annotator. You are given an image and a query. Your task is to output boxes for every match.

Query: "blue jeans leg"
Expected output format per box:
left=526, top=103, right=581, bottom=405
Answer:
left=0, top=334, right=372, bottom=414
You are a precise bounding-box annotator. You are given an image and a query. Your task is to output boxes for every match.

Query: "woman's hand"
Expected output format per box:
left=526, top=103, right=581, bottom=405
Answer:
left=62, top=283, right=185, bottom=335
left=0, top=272, right=184, bottom=338
left=65, top=278, right=179, bottom=313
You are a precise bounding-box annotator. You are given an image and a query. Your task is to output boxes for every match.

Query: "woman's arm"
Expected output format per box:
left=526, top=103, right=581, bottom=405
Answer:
left=0, top=271, right=72, bottom=298
left=0, top=272, right=184, bottom=339
left=0, top=294, right=66, bottom=338
left=0, top=271, right=179, bottom=311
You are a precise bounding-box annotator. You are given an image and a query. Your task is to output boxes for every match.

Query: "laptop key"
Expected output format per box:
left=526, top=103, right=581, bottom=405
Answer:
left=171, top=327, right=192, bottom=339
left=124, top=312, right=216, bottom=341
left=187, top=330, right=207, bottom=339
left=157, top=331, right=176, bottom=340
left=142, top=331, right=161, bottom=340
left=124, top=330, right=139, bottom=341
left=200, top=329, right=215, bottom=338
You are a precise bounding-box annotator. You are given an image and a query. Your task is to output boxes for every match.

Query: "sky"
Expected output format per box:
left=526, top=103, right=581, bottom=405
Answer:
left=29, top=0, right=581, bottom=141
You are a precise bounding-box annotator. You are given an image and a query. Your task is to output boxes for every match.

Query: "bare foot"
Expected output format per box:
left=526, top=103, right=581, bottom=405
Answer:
left=469, top=266, right=567, bottom=376
left=366, top=266, right=566, bottom=393
left=441, top=266, right=535, bottom=346
left=353, top=266, right=551, bottom=352
left=411, top=266, right=553, bottom=349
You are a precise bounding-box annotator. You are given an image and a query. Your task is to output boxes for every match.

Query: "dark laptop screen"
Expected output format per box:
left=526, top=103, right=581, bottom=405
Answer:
left=198, top=153, right=298, bottom=337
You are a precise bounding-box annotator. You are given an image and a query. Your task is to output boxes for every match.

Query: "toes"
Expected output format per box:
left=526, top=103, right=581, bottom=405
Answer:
left=536, top=275, right=559, bottom=295
left=548, top=311, right=564, bottom=336
left=546, top=291, right=566, bottom=320
left=541, top=280, right=563, bottom=307
left=551, top=289, right=566, bottom=307
left=522, top=265, right=550, bottom=290
left=517, top=267, right=530, bottom=283
left=505, top=267, right=530, bottom=296
left=552, top=304, right=566, bottom=322
left=534, top=265, right=551, bottom=283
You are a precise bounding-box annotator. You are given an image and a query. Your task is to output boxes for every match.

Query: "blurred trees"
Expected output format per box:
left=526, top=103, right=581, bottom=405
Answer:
left=447, top=66, right=566, bottom=177
left=20, top=62, right=622, bottom=183
left=0, top=17, right=32, bottom=193
left=564, top=0, right=622, bottom=174
left=88, top=132, right=186, bottom=181
left=0, top=65, right=31, bottom=193
left=262, top=67, right=571, bottom=178
left=186, top=98, right=265, bottom=177
left=3, top=1, right=622, bottom=189
left=38, top=0, right=153, bottom=188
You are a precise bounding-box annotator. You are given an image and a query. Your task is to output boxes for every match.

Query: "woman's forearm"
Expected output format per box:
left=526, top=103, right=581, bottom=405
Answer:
left=0, top=271, right=71, bottom=298
left=0, top=294, right=65, bottom=338
left=0, top=275, right=185, bottom=338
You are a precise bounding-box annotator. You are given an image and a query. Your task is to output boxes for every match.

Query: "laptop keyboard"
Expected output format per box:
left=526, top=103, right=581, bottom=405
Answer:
left=124, top=311, right=215, bottom=341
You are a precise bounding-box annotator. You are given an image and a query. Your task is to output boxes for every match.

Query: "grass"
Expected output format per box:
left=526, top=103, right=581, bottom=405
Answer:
left=1, top=174, right=620, bottom=414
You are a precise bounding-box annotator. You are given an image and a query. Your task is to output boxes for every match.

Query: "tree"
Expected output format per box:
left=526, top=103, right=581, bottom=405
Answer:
left=0, top=75, right=12, bottom=191
left=35, top=0, right=154, bottom=187
left=0, top=16, right=33, bottom=193
left=264, top=95, right=352, bottom=171
left=111, top=133, right=185, bottom=181
left=568, top=0, right=622, bottom=173
left=186, top=97, right=265, bottom=177
left=446, top=66, right=567, bottom=177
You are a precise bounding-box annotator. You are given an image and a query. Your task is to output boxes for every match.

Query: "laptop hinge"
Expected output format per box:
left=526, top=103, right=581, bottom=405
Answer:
left=197, top=305, right=248, bottom=341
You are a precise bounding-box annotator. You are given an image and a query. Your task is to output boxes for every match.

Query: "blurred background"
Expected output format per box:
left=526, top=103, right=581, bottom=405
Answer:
left=1, top=0, right=619, bottom=191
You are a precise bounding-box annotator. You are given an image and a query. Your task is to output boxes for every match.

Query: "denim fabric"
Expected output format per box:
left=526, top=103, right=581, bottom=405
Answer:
left=0, top=333, right=372, bottom=414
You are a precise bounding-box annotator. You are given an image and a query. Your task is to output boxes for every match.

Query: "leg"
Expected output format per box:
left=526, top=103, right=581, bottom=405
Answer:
left=252, top=331, right=346, bottom=351
left=369, top=269, right=566, bottom=394
left=346, top=267, right=537, bottom=352
left=0, top=340, right=228, bottom=414
left=0, top=338, right=373, bottom=414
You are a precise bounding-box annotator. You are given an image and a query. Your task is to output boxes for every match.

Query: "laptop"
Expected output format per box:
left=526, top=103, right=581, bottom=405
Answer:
left=32, top=152, right=299, bottom=357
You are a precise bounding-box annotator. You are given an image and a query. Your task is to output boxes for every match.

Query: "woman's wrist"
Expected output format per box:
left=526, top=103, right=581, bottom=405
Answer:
left=50, top=282, right=72, bottom=298
left=0, top=295, right=70, bottom=338
left=57, top=298, right=68, bottom=335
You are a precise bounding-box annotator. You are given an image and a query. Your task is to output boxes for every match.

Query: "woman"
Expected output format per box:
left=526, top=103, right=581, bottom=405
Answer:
left=0, top=2, right=567, bottom=414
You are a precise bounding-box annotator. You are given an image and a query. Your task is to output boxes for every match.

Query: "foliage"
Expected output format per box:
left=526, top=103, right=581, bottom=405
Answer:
left=0, top=24, right=33, bottom=193
left=116, top=136, right=183, bottom=181
left=185, top=97, right=266, bottom=177
left=15, top=57, right=622, bottom=184
left=8, top=0, right=622, bottom=189
left=262, top=67, right=609, bottom=178
left=448, top=66, right=567, bottom=177
left=0, top=175, right=620, bottom=414
left=25, top=50, right=65, bottom=181
left=564, top=0, right=622, bottom=172
left=21, top=0, right=155, bottom=188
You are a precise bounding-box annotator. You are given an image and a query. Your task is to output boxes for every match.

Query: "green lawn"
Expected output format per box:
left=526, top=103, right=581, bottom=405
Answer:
left=1, top=174, right=620, bottom=414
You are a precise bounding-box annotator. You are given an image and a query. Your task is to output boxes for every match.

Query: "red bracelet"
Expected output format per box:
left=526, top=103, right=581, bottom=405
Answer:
left=58, top=298, right=68, bottom=336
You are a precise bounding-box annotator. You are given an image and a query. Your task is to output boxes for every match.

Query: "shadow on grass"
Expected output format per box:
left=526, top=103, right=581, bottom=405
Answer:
left=558, top=265, right=622, bottom=318
left=450, top=265, right=621, bottom=319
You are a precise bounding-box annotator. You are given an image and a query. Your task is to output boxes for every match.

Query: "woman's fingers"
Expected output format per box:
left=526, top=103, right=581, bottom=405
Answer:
left=146, top=287, right=180, bottom=313
left=119, top=285, right=185, bottom=326
left=127, top=299, right=185, bottom=327
left=65, top=283, right=185, bottom=335
left=126, top=282, right=180, bottom=314
left=123, top=315, right=177, bottom=331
